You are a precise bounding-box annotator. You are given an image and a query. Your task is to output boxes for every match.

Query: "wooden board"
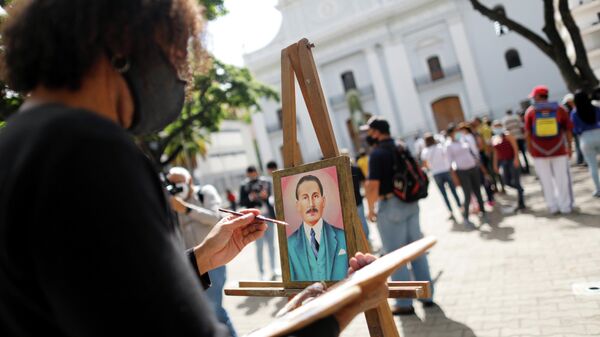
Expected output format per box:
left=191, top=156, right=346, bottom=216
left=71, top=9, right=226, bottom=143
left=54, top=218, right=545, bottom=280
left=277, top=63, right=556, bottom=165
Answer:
left=244, top=237, right=437, bottom=337
left=225, top=285, right=428, bottom=299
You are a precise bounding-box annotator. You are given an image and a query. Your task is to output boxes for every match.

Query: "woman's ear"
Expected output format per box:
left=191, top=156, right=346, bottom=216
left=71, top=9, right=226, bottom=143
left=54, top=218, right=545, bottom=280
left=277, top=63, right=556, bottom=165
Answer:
left=111, top=61, right=134, bottom=129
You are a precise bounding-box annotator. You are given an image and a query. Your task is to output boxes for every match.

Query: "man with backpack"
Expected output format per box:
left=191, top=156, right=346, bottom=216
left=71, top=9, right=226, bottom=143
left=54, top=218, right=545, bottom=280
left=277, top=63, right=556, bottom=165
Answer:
left=524, top=85, right=574, bottom=214
left=364, top=116, right=434, bottom=315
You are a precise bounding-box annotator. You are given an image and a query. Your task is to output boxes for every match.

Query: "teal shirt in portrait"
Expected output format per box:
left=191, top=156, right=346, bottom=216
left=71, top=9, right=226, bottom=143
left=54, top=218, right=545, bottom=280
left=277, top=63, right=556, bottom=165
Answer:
left=288, top=220, right=348, bottom=281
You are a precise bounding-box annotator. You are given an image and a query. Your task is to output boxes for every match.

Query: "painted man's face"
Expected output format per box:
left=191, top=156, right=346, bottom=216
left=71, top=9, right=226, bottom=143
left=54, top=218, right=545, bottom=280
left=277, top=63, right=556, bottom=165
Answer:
left=296, top=180, right=326, bottom=226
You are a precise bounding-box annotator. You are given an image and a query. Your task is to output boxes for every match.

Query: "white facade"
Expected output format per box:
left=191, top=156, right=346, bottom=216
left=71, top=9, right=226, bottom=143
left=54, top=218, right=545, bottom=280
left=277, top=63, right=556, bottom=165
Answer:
left=193, top=120, right=259, bottom=196
left=245, top=0, right=569, bottom=165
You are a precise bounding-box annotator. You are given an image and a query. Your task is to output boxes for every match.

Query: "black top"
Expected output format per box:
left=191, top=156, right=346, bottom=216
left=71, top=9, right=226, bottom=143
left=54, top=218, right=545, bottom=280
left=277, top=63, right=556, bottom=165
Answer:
left=239, top=177, right=271, bottom=209
left=0, top=105, right=339, bottom=337
left=350, top=165, right=365, bottom=206
left=239, top=177, right=275, bottom=217
left=368, top=139, right=395, bottom=196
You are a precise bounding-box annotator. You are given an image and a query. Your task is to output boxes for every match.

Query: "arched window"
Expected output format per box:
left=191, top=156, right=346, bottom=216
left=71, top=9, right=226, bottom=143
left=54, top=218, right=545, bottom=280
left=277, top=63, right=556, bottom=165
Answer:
left=341, top=71, right=357, bottom=92
left=427, top=56, right=444, bottom=81
left=505, top=49, right=522, bottom=69
left=493, top=5, right=509, bottom=36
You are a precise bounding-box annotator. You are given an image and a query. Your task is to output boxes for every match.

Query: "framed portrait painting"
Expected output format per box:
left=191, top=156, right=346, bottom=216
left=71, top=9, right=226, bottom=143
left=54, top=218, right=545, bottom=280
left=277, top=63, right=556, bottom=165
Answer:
left=272, top=156, right=359, bottom=288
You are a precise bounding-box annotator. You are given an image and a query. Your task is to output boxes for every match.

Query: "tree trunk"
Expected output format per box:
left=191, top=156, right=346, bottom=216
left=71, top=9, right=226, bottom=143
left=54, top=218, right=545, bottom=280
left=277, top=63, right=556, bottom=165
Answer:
left=552, top=48, right=586, bottom=93
left=470, top=0, right=598, bottom=94
left=558, top=0, right=599, bottom=92
left=541, top=0, right=582, bottom=93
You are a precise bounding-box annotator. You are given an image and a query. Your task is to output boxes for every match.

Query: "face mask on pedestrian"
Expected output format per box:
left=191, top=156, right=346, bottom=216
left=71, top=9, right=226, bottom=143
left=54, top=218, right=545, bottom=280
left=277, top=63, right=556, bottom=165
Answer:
left=366, top=135, right=378, bottom=146
left=454, top=132, right=462, bottom=142
left=492, top=127, right=504, bottom=136
left=118, top=45, right=187, bottom=135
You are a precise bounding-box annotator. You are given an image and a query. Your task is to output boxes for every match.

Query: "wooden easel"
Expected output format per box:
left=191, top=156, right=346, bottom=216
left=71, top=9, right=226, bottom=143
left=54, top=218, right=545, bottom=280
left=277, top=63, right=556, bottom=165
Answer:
left=225, top=38, right=433, bottom=337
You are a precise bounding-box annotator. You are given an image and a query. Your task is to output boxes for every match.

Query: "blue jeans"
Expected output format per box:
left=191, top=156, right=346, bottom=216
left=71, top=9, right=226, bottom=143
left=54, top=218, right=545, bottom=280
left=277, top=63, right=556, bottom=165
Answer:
left=498, top=159, right=524, bottom=207
left=256, top=223, right=276, bottom=275
left=433, top=171, right=462, bottom=212
left=357, top=203, right=370, bottom=241
left=377, top=198, right=434, bottom=308
left=580, top=128, right=600, bottom=194
left=206, top=266, right=237, bottom=337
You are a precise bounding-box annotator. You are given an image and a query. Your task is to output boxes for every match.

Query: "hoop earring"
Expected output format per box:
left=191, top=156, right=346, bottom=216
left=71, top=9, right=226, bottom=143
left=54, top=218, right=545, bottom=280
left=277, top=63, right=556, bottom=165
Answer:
left=111, top=56, right=130, bottom=73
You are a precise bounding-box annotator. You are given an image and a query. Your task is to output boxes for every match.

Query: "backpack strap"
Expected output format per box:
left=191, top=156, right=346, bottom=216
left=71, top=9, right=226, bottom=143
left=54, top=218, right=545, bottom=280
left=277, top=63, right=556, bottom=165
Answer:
left=530, top=135, right=567, bottom=156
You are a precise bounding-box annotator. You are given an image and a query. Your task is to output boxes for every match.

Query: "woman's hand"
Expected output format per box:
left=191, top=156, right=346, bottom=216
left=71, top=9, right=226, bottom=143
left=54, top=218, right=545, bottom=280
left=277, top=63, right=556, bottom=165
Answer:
left=275, top=282, right=328, bottom=317
left=193, top=209, right=267, bottom=273
left=348, top=252, right=377, bottom=275
left=336, top=252, right=388, bottom=330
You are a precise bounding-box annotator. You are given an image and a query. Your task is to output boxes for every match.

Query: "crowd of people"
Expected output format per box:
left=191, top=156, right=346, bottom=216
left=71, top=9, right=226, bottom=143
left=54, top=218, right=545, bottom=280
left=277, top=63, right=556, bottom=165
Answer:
left=411, top=85, right=599, bottom=222
left=213, top=83, right=599, bottom=321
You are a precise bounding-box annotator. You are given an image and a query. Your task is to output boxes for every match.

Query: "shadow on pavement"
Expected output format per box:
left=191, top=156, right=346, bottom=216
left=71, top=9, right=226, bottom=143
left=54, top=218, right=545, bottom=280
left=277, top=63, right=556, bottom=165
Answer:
left=532, top=210, right=600, bottom=229
left=478, top=224, right=515, bottom=241
left=399, top=304, right=477, bottom=337
left=269, top=298, right=287, bottom=317
left=236, top=296, right=272, bottom=316
left=478, top=210, right=515, bottom=241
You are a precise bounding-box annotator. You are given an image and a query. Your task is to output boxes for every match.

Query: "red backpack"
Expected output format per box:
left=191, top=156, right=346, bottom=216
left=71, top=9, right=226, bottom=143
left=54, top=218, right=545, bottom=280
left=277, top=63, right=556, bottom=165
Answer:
left=381, top=142, right=429, bottom=203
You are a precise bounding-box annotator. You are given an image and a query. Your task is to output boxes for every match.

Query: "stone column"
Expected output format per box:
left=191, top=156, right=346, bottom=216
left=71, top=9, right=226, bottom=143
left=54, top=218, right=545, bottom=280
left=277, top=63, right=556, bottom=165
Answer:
left=250, top=111, right=274, bottom=166
left=448, top=16, right=489, bottom=117
left=382, top=40, right=428, bottom=135
left=364, top=45, right=400, bottom=134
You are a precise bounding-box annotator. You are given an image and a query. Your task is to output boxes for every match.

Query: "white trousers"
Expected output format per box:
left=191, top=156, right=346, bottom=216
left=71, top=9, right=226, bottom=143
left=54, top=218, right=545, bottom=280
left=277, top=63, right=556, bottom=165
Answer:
left=533, top=155, right=573, bottom=213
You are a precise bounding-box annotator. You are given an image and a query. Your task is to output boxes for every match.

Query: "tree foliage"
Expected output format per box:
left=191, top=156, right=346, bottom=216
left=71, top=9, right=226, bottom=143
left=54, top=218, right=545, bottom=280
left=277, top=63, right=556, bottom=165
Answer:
left=0, top=81, right=23, bottom=124
left=469, top=0, right=598, bottom=93
left=200, top=0, right=227, bottom=21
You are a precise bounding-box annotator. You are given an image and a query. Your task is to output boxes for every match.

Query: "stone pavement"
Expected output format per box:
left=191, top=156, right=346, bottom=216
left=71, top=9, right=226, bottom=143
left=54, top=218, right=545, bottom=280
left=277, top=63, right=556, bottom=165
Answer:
left=221, top=164, right=600, bottom=337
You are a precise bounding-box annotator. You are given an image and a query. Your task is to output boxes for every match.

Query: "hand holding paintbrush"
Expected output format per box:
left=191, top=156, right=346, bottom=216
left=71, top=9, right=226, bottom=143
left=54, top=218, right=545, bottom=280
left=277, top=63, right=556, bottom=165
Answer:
left=218, top=208, right=289, bottom=226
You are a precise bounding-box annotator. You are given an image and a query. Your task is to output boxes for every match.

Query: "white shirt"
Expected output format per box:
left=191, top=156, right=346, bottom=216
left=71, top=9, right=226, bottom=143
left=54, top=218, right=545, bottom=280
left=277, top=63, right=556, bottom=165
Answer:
left=421, top=144, right=451, bottom=175
left=462, top=133, right=479, bottom=158
left=414, top=138, right=425, bottom=157
left=303, top=218, right=323, bottom=245
left=446, top=141, right=478, bottom=170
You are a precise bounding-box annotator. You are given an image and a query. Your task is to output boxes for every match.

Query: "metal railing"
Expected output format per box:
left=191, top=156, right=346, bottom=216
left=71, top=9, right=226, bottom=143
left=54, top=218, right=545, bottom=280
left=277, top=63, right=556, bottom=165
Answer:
left=413, top=64, right=462, bottom=89
left=328, top=85, right=375, bottom=107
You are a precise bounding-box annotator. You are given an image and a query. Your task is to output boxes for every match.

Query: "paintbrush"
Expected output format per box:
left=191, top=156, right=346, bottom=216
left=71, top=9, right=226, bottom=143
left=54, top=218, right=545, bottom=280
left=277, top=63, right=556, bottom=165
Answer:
left=218, top=208, right=289, bottom=226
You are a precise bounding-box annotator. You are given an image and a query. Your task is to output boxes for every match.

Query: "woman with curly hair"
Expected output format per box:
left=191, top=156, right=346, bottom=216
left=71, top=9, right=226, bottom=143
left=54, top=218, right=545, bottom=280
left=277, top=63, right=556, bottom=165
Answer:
left=0, top=1, right=386, bottom=336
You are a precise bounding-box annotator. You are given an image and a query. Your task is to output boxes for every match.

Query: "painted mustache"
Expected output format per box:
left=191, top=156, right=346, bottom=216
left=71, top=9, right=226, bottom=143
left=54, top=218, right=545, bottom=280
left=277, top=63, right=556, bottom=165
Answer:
left=306, top=207, right=319, bottom=214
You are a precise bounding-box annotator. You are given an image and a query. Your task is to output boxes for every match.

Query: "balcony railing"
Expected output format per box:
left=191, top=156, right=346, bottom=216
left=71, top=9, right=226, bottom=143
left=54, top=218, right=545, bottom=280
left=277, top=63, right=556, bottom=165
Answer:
left=413, top=64, right=462, bottom=90
left=328, top=85, right=375, bottom=109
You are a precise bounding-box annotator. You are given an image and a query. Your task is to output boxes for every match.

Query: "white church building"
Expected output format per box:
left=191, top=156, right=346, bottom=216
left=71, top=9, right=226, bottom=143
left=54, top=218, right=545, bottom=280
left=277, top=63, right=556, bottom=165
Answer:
left=245, top=0, right=570, bottom=166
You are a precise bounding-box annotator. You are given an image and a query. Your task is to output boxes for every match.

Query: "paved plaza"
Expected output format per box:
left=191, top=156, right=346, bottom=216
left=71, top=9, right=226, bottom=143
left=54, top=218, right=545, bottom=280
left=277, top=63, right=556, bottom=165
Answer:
left=222, top=163, right=600, bottom=337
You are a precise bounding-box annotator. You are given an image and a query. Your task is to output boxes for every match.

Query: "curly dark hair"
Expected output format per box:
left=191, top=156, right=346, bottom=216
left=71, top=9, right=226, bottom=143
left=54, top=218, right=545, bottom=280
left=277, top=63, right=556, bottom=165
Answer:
left=1, top=0, right=205, bottom=93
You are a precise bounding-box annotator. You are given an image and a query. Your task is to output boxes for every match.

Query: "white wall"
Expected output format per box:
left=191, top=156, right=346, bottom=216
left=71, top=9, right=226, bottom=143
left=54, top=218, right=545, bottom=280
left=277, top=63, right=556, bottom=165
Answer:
left=245, top=0, right=572, bottom=165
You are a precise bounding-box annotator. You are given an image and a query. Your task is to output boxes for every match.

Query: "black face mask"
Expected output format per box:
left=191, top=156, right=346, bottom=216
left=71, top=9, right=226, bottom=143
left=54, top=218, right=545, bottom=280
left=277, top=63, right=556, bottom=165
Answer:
left=122, top=46, right=186, bottom=136
left=366, top=135, right=379, bottom=146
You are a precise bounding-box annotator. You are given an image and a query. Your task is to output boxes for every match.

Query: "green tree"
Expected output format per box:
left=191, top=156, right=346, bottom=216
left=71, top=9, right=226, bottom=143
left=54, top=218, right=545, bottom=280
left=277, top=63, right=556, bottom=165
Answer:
left=470, top=0, right=598, bottom=93
left=200, top=0, right=227, bottom=21
left=0, top=81, right=23, bottom=125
